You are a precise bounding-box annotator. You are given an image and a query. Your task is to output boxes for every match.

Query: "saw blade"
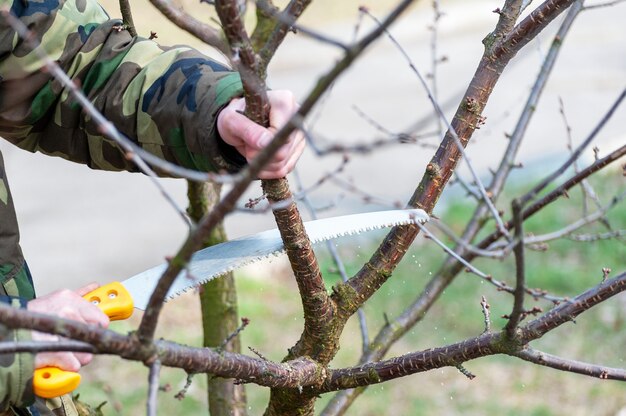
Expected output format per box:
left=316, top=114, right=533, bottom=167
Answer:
left=123, top=209, right=429, bottom=310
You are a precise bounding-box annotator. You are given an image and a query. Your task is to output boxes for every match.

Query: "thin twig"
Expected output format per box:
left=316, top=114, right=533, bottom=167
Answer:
left=429, top=219, right=505, bottom=258
left=515, top=348, right=626, bottom=380
left=361, top=9, right=511, bottom=239
left=519, top=88, right=626, bottom=206
left=174, top=373, right=195, bottom=400
left=583, top=0, right=626, bottom=9
left=416, top=223, right=564, bottom=303
left=218, top=317, right=250, bottom=352
left=504, top=199, right=526, bottom=336
left=490, top=191, right=626, bottom=250
left=429, top=0, right=444, bottom=135
left=0, top=341, right=95, bottom=354
left=570, top=229, right=626, bottom=242
left=480, top=296, right=491, bottom=333
left=119, top=0, right=137, bottom=37
left=147, top=359, right=161, bottom=416
left=148, top=0, right=229, bottom=54
left=479, top=143, right=626, bottom=252
left=255, top=1, right=349, bottom=50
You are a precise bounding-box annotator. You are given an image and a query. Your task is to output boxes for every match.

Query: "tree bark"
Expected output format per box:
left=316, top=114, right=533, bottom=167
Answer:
left=187, top=181, right=248, bottom=416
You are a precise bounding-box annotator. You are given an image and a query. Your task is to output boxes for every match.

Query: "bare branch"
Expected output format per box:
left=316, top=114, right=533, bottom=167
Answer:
left=504, top=199, right=527, bottom=336
left=493, top=0, right=525, bottom=36
left=216, top=0, right=334, bottom=372
left=148, top=0, right=229, bottom=54
left=480, top=296, right=491, bottom=333
left=254, top=1, right=348, bottom=51
left=522, top=271, right=626, bottom=340
left=361, top=8, right=511, bottom=238
left=253, top=0, right=314, bottom=70
left=570, top=229, right=626, bottom=242
left=0, top=341, right=95, bottom=354
left=119, top=0, right=137, bottom=36
left=490, top=191, right=626, bottom=250
left=429, top=219, right=505, bottom=258
left=491, top=0, right=579, bottom=61
left=519, top=88, right=626, bottom=206
left=147, top=359, right=161, bottom=416
left=321, top=271, right=626, bottom=392
left=515, top=348, right=626, bottom=381
left=583, top=0, right=626, bottom=9
left=479, top=143, right=626, bottom=251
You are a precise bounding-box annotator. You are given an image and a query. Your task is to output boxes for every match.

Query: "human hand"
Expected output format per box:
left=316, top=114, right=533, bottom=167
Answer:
left=27, top=283, right=110, bottom=372
left=217, top=90, right=306, bottom=179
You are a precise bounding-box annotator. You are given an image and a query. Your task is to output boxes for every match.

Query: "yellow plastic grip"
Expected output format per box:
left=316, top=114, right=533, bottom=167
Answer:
left=33, top=367, right=81, bottom=399
left=33, top=282, right=134, bottom=398
left=83, top=281, right=134, bottom=321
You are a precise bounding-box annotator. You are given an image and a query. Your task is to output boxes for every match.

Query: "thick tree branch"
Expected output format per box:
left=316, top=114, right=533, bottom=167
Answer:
left=493, top=0, right=525, bottom=36
left=323, top=4, right=587, bottom=411
left=490, top=0, right=577, bottom=60
left=1, top=269, right=623, bottom=398
left=214, top=1, right=332, bottom=372
left=319, top=271, right=626, bottom=392
left=252, top=0, right=314, bottom=75
left=343, top=0, right=580, bottom=313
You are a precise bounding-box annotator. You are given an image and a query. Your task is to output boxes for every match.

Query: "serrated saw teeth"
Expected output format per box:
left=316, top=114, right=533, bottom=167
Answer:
left=127, top=209, right=429, bottom=309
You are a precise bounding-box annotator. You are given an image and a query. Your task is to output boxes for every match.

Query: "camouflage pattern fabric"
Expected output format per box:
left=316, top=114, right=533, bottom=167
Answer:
left=0, top=0, right=245, bottom=413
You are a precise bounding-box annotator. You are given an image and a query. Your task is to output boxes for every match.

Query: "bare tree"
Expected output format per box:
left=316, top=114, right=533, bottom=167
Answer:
left=0, top=0, right=624, bottom=415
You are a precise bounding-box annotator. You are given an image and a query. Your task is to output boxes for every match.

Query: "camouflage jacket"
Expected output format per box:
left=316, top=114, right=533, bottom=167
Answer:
left=0, top=0, right=244, bottom=413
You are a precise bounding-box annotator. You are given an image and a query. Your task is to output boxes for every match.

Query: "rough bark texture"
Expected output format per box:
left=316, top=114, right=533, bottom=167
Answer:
left=187, top=181, right=248, bottom=416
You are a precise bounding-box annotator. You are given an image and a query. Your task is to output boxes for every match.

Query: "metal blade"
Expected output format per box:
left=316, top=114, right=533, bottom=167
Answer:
left=122, top=209, right=429, bottom=310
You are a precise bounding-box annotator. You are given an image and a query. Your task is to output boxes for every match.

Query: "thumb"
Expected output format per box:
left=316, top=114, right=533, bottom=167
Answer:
left=35, top=351, right=82, bottom=372
left=75, top=282, right=100, bottom=297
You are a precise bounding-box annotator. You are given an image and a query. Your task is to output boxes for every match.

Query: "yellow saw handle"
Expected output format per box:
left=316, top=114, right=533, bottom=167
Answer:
left=33, top=282, right=134, bottom=398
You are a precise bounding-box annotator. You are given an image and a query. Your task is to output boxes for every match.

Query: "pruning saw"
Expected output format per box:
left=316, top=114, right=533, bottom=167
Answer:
left=33, top=208, right=429, bottom=398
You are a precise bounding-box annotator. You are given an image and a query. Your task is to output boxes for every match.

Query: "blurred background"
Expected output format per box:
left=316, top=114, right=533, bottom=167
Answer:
left=1, top=0, right=625, bottom=414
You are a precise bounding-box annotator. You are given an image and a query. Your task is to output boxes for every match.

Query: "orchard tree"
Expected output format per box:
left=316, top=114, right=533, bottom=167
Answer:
left=1, top=0, right=625, bottom=415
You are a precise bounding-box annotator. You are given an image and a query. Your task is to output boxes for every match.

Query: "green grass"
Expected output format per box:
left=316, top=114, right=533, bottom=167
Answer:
left=77, top=170, right=625, bottom=414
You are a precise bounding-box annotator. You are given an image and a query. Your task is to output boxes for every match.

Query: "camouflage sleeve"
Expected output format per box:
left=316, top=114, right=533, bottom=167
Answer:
left=0, top=152, right=36, bottom=410
left=0, top=0, right=245, bottom=174
left=0, top=299, right=35, bottom=411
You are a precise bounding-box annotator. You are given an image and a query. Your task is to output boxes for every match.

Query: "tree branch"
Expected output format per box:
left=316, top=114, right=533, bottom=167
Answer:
left=215, top=1, right=333, bottom=373
left=519, top=88, right=626, bottom=206
left=320, top=271, right=626, bottom=392
left=515, top=348, right=626, bottom=380
left=148, top=0, right=230, bottom=55
left=322, top=4, right=588, bottom=411
left=504, top=199, right=527, bottom=336
left=147, top=359, right=161, bottom=416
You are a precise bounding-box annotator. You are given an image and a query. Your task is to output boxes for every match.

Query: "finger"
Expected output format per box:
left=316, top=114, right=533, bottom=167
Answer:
left=75, top=282, right=100, bottom=297
left=257, top=138, right=307, bottom=180
left=267, top=90, right=298, bottom=130
left=75, top=352, right=94, bottom=366
left=77, top=304, right=110, bottom=328
left=35, top=352, right=82, bottom=372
